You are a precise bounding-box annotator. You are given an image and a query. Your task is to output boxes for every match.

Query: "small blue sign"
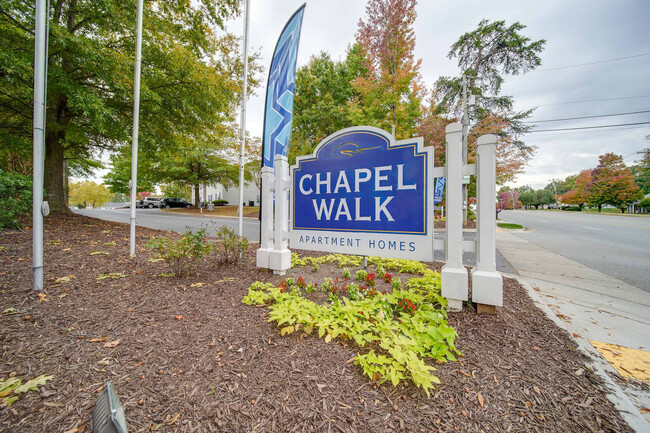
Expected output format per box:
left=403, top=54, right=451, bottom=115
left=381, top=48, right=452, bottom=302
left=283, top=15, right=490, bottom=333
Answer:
left=292, top=128, right=427, bottom=234
left=434, top=177, right=445, bottom=204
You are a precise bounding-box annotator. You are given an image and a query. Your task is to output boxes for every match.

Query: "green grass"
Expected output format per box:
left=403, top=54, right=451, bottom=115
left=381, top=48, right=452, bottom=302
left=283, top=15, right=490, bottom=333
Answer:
left=498, top=223, right=524, bottom=230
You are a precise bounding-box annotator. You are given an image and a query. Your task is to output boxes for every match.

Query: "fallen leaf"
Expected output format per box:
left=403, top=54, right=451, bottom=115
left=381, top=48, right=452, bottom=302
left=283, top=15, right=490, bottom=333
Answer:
left=170, top=413, right=180, bottom=425
left=89, top=337, right=108, bottom=343
left=190, top=282, right=206, bottom=288
left=174, top=315, right=183, bottom=320
left=103, top=340, right=121, bottom=348
left=477, top=392, right=484, bottom=407
left=533, top=346, right=541, bottom=351
left=14, top=375, right=53, bottom=394
left=38, top=293, right=48, bottom=302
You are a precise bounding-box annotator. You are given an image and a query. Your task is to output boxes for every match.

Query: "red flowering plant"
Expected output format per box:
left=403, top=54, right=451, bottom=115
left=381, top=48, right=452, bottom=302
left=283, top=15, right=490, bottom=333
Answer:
left=364, top=272, right=376, bottom=287
left=382, top=272, right=393, bottom=283
left=296, top=276, right=306, bottom=289
left=396, top=297, right=417, bottom=316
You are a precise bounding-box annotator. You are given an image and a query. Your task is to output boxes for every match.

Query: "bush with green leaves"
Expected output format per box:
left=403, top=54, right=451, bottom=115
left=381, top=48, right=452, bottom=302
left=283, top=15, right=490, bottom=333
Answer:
left=215, top=226, right=249, bottom=263
left=146, top=229, right=213, bottom=277
left=212, top=199, right=228, bottom=206
left=0, top=170, right=32, bottom=230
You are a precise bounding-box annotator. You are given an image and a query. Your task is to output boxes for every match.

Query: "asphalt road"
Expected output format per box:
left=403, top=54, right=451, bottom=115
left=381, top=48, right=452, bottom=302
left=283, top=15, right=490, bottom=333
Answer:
left=73, top=208, right=262, bottom=241
left=499, top=210, right=650, bottom=291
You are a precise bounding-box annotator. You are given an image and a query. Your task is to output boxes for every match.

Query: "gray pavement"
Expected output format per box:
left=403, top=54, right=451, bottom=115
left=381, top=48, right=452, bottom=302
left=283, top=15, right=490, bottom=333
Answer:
left=496, top=228, right=650, bottom=431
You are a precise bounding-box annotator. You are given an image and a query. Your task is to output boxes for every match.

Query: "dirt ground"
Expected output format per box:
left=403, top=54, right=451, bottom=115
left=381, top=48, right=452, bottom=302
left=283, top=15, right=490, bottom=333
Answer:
left=0, top=213, right=633, bottom=432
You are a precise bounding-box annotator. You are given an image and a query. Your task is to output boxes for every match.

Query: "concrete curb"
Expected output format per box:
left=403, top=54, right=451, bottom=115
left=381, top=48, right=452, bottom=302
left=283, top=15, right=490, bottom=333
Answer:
left=508, top=272, right=649, bottom=432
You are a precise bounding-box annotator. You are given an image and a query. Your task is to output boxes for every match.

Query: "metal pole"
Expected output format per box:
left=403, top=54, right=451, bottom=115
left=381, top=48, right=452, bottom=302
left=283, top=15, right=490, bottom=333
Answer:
left=129, top=0, right=144, bottom=256
left=32, top=0, right=48, bottom=291
left=237, top=0, right=250, bottom=237
left=461, top=75, right=468, bottom=225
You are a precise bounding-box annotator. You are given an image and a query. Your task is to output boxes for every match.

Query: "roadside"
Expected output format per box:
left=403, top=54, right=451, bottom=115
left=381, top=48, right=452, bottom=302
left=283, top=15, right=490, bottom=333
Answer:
left=496, top=227, right=650, bottom=428
left=161, top=205, right=260, bottom=218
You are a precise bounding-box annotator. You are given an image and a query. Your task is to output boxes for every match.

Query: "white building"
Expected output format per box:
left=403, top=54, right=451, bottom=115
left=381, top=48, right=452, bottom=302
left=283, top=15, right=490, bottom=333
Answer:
left=193, top=181, right=260, bottom=207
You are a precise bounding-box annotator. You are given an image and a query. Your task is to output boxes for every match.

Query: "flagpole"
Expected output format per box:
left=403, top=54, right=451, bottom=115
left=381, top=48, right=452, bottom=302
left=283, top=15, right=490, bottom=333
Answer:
left=238, top=0, right=250, bottom=237
left=129, top=0, right=144, bottom=256
left=33, top=0, right=48, bottom=291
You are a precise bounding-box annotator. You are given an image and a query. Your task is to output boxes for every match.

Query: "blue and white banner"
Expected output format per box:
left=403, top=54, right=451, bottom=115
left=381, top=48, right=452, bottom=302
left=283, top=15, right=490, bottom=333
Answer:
left=434, top=177, right=445, bottom=204
left=262, top=4, right=306, bottom=168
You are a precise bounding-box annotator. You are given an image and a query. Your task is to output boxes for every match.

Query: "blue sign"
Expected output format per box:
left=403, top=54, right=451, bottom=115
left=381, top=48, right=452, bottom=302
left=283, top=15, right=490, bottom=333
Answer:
left=262, top=4, right=306, bottom=168
left=290, top=127, right=434, bottom=261
left=434, top=177, right=445, bottom=204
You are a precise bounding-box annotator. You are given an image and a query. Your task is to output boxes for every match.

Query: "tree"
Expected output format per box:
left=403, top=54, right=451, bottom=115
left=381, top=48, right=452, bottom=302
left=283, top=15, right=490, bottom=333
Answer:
left=351, top=0, right=424, bottom=139
left=160, top=183, right=191, bottom=201
left=0, top=0, right=256, bottom=212
left=588, top=153, right=642, bottom=212
left=559, top=170, right=593, bottom=209
left=156, top=140, right=249, bottom=207
left=0, top=169, right=32, bottom=229
left=630, top=147, right=649, bottom=195
left=290, top=51, right=360, bottom=162
left=433, top=19, right=545, bottom=183
left=68, top=180, right=111, bottom=209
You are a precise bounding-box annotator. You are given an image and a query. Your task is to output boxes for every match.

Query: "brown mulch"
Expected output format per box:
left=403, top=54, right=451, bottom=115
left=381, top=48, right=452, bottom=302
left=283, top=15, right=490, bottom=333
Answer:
left=0, top=214, right=632, bottom=433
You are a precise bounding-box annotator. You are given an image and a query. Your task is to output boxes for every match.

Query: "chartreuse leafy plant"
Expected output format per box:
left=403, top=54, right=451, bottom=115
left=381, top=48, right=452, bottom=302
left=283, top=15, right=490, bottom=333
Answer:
left=243, top=255, right=458, bottom=397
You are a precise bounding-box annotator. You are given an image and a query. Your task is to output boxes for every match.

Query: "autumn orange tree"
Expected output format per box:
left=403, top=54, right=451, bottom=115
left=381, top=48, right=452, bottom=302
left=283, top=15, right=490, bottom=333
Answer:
left=559, top=170, right=593, bottom=210
left=350, top=0, right=424, bottom=139
left=588, top=153, right=642, bottom=212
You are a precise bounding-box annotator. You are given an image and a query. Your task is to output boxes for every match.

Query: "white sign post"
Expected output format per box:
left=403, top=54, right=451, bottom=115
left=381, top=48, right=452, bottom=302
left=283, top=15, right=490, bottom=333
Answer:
left=471, top=134, right=503, bottom=307
left=441, top=124, right=468, bottom=311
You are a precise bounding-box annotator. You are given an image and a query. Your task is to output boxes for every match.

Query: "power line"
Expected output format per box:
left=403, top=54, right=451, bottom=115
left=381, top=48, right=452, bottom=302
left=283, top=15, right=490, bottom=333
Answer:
left=527, top=121, right=650, bottom=133
left=520, top=124, right=649, bottom=137
left=528, top=52, right=650, bottom=73
left=521, top=95, right=650, bottom=110
left=525, top=110, right=650, bottom=123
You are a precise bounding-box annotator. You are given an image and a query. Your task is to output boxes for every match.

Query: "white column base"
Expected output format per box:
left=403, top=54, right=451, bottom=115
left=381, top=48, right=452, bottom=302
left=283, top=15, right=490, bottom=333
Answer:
left=269, top=249, right=291, bottom=275
left=441, top=264, right=468, bottom=309
left=256, top=248, right=271, bottom=269
left=471, top=269, right=503, bottom=306
left=446, top=298, right=463, bottom=312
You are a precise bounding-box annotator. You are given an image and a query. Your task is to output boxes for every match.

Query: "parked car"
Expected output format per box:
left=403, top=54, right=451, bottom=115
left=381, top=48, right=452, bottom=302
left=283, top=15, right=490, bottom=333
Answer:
left=160, top=197, right=192, bottom=209
left=137, top=197, right=162, bottom=208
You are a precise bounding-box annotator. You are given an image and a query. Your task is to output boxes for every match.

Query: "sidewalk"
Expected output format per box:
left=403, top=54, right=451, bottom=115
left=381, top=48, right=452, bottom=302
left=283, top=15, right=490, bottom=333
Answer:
left=496, top=229, right=650, bottom=430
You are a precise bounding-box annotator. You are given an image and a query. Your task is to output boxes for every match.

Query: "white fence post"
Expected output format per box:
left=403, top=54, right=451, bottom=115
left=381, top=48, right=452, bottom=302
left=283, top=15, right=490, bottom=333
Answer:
left=256, top=166, right=275, bottom=268
left=471, top=134, right=503, bottom=306
left=269, top=154, right=291, bottom=274
left=441, top=123, right=468, bottom=311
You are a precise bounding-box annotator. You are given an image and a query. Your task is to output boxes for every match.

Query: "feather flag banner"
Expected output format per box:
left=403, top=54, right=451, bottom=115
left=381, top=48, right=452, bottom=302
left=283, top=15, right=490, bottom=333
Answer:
left=261, top=4, right=306, bottom=168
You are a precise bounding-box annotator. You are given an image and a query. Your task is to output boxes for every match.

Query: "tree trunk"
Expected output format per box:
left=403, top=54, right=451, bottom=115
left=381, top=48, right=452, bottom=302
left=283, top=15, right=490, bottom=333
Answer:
left=194, top=184, right=200, bottom=208
left=597, top=204, right=602, bottom=212
left=44, top=130, right=70, bottom=213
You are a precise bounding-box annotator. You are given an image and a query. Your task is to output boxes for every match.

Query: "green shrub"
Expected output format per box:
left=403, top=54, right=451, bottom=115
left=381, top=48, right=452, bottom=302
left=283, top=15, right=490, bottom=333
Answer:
left=0, top=170, right=32, bottom=230
left=146, top=229, right=213, bottom=277
left=215, top=226, right=249, bottom=263
left=212, top=199, right=228, bottom=206
left=639, top=197, right=650, bottom=209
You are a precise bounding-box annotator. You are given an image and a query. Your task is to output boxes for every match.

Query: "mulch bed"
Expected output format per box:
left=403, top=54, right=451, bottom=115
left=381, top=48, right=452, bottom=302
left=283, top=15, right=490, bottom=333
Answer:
left=0, top=213, right=632, bottom=433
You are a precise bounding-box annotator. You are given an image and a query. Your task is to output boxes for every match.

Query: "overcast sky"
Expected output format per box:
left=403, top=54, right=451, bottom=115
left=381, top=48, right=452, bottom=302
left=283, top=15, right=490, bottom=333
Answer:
left=231, top=0, right=650, bottom=189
